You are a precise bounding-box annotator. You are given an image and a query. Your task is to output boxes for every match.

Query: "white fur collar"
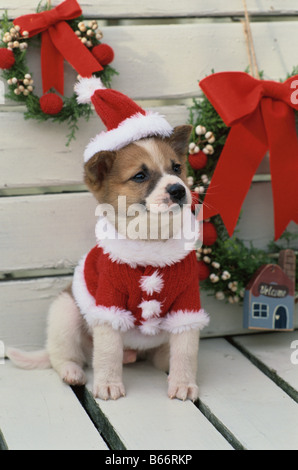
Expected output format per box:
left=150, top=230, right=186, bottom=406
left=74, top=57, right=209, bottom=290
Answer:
left=95, top=211, right=200, bottom=268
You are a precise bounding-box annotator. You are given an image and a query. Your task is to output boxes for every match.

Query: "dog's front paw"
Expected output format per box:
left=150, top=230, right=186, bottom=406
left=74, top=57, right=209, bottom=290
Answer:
left=168, top=380, right=199, bottom=402
left=93, top=380, right=126, bottom=400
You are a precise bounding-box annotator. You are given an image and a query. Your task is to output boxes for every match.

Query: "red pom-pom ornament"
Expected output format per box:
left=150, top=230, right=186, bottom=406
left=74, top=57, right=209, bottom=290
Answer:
left=197, top=260, right=210, bottom=281
left=39, top=93, right=63, bottom=115
left=203, top=221, right=218, bottom=246
left=0, top=48, right=15, bottom=69
left=92, top=44, right=114, bottom=66
left=188, top=151, right=207, bottom=170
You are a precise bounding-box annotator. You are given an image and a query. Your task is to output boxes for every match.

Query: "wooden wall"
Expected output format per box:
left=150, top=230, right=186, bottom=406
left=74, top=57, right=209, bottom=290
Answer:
left=1, top=1, right=297, bottom=349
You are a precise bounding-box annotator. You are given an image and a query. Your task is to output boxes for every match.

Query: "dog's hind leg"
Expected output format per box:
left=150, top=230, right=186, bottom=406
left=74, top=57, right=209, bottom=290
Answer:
left=147, top=342, right=170, bottom=372
left=46, top=288, right=90, bottom=386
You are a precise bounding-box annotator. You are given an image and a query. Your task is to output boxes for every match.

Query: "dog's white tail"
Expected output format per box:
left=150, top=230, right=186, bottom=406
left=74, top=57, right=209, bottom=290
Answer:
left=6, top=347, right=51, bottom=370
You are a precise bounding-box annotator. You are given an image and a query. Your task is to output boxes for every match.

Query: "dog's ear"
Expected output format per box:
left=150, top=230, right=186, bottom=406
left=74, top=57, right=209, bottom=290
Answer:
left=168, top=125, right=193, bottom=159
left=84, top=150, right=117, bottom=191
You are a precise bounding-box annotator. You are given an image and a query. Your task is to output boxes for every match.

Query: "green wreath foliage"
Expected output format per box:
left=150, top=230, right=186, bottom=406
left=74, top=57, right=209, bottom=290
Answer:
left=0, top=7, right=118, bottom=145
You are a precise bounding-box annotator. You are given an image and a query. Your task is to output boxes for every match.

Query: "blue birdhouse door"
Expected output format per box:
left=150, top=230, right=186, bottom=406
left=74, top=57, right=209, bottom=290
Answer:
left=274, top=306, right=288, bottom=329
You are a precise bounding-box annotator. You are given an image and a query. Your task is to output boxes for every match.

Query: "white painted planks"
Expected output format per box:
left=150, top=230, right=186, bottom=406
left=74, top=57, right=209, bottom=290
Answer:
left=232, top=332, right=298, bottom=395
left=0, top=276, right=71, bottom=351
left=1, top=334, right=297, bottom=450
left=0, top=192, right=97, bottom=272
left=0, top=185, right=290, bottom=275
left=0, top=361, right=108, bottom=450
left=2, top=22, right=298, bottom=102
left=82, top=335, right=298, bottom=450
left=1, top=276, right=297, bottom=351
left=86, top=361, right=233, bottom=450
left=198, top=338, right=298, bottom=450
left=0, top=106, right=189, bottom=190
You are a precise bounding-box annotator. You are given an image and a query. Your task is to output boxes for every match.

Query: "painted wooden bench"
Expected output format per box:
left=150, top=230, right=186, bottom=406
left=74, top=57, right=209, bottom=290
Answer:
left=0, top=0, right=298, bottom=451
left=1, top=332, right=298, bottom=450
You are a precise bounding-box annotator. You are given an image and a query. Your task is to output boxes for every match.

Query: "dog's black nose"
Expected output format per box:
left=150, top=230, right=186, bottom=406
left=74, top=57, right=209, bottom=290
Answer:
left=166, top=183, right=186, bottom=203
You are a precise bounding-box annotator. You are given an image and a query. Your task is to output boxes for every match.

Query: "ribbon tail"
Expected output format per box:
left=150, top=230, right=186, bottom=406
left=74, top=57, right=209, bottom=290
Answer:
left=262, top=99, right=298, bottom=240
left=41, top=30, right=64, bottom=95
left=203, top=110, right=267, bottom=236
left=49, top=21, right=103, bottom=78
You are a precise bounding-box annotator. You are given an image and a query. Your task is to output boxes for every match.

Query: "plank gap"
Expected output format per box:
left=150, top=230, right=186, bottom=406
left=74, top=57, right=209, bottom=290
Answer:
left=72, top=386, right=126, bottom=450
left=0, top=185, right=87, bottom=198
left=227, top=335, right=298, bottom=404
left=3, top=10, right=298, bottom=21
left=195, top=399, right=245, bottom=450
left=0, top=429, right=8, bottom=451
left=0, top=268, right=74, bottom=282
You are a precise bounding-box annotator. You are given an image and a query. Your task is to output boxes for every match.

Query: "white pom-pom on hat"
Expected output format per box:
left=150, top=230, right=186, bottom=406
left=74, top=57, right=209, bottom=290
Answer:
left=74, top=76, right=106, bottom=104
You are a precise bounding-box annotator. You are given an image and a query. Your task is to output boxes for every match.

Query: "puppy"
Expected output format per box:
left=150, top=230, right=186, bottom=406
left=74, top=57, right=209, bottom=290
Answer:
left=7, top=78, right=209, bottom=401
left=7, top=126, right=208, bottom=401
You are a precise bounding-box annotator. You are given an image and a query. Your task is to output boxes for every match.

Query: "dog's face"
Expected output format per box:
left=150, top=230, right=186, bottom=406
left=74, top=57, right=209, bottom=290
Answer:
left=84, top=125, right=193, bottom=240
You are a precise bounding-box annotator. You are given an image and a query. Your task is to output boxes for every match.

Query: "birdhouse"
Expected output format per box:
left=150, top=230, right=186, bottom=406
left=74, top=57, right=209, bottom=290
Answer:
left=243, top=249, right=296, bottom=331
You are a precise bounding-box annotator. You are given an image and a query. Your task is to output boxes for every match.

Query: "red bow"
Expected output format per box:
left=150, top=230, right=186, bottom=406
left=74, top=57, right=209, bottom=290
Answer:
left=199, top=71, right=298, bottom=240
left=14, top=0, right=103, bottom=95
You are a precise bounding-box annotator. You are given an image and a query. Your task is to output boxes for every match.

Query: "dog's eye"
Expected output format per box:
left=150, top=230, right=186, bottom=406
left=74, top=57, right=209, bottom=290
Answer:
left=172, top=162, right=182, bottom=174
left=131, top=171, right=148, bottom=183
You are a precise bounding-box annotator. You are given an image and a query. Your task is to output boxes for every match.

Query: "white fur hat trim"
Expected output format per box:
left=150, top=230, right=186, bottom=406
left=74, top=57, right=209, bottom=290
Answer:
left=83, top=111, right=173, bottom=162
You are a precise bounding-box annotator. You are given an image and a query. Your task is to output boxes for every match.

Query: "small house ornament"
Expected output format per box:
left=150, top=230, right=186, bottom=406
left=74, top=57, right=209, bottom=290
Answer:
left=243, top=249, right=296, bottom=331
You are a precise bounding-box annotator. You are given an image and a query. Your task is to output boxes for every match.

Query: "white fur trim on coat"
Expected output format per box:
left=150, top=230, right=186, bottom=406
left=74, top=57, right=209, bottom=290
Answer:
left=72, top=255, right=135, bottom=332
left=122, top=328, right=169, bottom=350
left=139, top=317, right=162, bottom=336
left=140, top=272, right=164, bottom=295
left=84, top=111, right=173, bottom=162
left=139, top=299, right=162, bottom=319
left=161, top=309, right=210, bottom=334
left=96, top=214, right=200, bottom=268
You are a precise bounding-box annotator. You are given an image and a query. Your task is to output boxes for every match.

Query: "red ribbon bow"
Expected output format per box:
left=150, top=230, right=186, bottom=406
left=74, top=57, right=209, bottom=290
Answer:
left=14, top=0, right=103, bottom=95
left=199, top=71, right=298, bottom=240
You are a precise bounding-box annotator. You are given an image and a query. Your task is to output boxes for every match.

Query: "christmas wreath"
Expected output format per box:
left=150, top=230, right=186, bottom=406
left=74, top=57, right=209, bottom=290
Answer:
left=188, top=70, right=298, bottom=303
left=0, top=0, right=118, bottom=145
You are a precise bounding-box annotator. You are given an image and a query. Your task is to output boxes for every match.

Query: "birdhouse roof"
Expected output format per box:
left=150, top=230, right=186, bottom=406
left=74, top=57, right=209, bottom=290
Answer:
left=246, top=264, right=295, bottom=297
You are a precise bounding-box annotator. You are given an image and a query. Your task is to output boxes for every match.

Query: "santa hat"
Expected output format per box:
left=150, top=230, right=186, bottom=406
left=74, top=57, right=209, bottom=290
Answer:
left=74, top=76, right=174, bottom=162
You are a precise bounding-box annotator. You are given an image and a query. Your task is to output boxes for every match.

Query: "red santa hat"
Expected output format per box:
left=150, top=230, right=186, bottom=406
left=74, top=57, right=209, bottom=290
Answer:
left=74, top=76, right=173, bottom=162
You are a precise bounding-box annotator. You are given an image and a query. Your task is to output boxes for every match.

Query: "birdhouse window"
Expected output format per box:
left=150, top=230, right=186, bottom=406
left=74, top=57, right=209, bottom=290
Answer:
left=252, top=303, right=269, bottom=319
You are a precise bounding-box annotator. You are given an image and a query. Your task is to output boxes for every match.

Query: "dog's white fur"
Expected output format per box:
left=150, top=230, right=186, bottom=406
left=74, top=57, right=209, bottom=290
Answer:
left=7, top=135, right=203, bottom=401
left=8, top=288, right=200, bottom=400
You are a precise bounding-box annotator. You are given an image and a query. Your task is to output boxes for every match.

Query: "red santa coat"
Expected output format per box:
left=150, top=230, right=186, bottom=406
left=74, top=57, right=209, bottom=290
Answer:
left=72, top=244, right=209, bottom=336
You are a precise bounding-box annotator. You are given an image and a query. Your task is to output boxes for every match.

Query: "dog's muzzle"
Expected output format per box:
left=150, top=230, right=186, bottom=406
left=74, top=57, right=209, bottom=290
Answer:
left=166, top=183, right=186, bottom=204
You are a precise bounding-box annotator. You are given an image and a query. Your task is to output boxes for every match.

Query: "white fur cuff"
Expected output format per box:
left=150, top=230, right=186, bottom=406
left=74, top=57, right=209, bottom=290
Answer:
left=83, top=305, right=135, bottom=331
left=162, top=309, right=210, bottom=334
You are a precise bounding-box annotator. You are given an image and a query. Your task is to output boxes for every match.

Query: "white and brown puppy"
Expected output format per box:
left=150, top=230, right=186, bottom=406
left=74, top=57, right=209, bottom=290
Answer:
left=7, top=79, right=208, bottom=401
left=8, top=127, right=208, bottom=401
